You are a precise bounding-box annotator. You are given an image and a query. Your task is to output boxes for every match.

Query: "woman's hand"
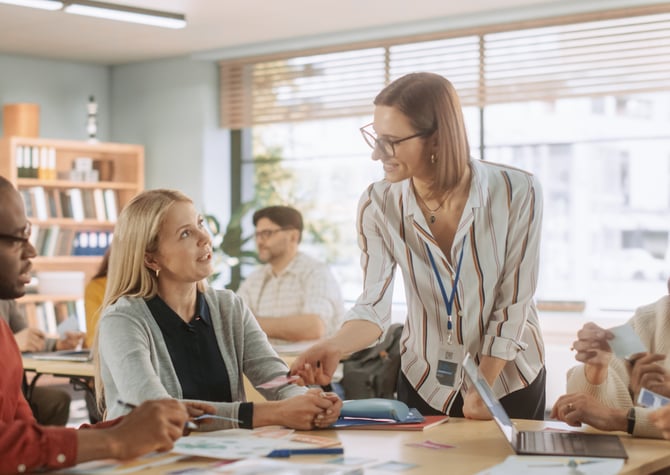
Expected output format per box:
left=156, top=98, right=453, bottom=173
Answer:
left=257, top=388, right=342, bottom=430
left=571, top=322, right=614, bottom=384
left=629, top=353, right=667, bottom=402
left=550, top=393, right=627, bottom=432
left=180, top=401, right=217, bottom=432
left=463, top=390, right=491, bottom=420
left=290, top=340, right=343, bottom=387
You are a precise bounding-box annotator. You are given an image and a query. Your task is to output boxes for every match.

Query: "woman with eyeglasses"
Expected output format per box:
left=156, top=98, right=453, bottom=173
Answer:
left=94, top=189, right=342, bottom=431
left=291, top=72, right=546, bottom=421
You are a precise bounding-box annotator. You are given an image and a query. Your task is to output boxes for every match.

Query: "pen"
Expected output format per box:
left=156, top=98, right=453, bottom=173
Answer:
left=194, top=414, right=242, bottom=424
left=117, top=399, right=199, bottom=430
left=267, top=447, right=344, bottom=458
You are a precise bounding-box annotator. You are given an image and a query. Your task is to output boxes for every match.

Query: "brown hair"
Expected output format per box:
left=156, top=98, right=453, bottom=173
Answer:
left=253, top=206, right=303, bottom=243
left=374, top=72, right=471, bottom=198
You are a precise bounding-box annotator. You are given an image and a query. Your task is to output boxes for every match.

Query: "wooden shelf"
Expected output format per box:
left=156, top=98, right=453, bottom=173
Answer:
left=0, top=136, right=144, bottom=332
left=16, top=178, right=138, bottom=190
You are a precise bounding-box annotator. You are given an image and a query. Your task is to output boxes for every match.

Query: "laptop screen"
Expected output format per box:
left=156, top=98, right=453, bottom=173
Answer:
left=462, top=353, right=517, bottom=449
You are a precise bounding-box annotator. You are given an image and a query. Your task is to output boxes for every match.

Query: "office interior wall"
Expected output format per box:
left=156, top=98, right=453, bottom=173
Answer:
left=0, top=53, right=110, bottom=141
left=109, top=56, right=229, bottom=219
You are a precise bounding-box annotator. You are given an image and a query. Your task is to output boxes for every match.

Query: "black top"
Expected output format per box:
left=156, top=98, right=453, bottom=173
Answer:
left=146, top=292, right=253, bottom=428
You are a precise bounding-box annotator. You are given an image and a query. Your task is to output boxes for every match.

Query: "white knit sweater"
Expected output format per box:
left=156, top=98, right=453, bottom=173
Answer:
left=566, top=295, right=670, bottom=438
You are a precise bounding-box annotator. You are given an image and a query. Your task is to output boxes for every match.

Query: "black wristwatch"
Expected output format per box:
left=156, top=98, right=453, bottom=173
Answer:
left=627, top=407, right=636, bottom=434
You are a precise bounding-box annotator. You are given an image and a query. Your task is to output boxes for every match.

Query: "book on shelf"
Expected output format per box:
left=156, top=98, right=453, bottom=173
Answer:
left=30, top=186, right=48, bottom=221
left=19, top=189, right=34, bottom=218
left=46, top=189, right=62, bottom=218
left=59, top=190, right=73, bottom=218
left=67, top=188, right=85, bottom=221
left=92, top=188, right=107, bottom=221
left=42, top=225, right=60, bottom=257
left=72, top=231, right=112, bottom=256
left=81, top=189, right=97, bottom=220
left=103, top=189, right=118, bottom=221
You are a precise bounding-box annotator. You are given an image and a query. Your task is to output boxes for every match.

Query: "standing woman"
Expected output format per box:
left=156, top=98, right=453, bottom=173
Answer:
left=292, top=72, right=545, bottom=420
left=94, top=189, right=341, bottom=430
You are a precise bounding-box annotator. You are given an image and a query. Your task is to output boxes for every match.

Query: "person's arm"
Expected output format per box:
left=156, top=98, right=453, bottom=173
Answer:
left=291, top=189, right=391, bottom=385
left=255, top=313, right=325, bottom=341
left=97, top=312, right=176, bottom=417
left=0, top=397, right=79, bottom=473
left=74, top=399, right=189, bottom=463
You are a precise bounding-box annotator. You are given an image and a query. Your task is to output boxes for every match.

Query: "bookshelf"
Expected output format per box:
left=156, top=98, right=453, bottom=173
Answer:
left=0, top=136, right=144, bottom=332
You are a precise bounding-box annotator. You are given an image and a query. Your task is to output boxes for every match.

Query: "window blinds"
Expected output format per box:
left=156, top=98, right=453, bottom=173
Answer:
left=220, top=6, right=670, bottom=129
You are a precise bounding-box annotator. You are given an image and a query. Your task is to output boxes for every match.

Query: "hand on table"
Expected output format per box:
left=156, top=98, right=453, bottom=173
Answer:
left=550, top=393, right=627, bottom=432
left=104, top=399, right=189, bottom=460
left=56, top=331, right=86, bottom=350
left=14, top=327, right=45, bottom=352
left=649, top=405, right=670, bottom=440
left=463, top=390, right=491, bottom=420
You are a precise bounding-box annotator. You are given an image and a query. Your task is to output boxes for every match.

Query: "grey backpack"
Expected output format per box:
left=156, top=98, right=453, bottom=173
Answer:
left=340, top=323, right=404, bottom=399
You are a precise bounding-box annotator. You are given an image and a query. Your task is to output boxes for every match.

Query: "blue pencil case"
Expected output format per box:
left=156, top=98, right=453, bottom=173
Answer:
left=340, top=398, right=411, bottom=422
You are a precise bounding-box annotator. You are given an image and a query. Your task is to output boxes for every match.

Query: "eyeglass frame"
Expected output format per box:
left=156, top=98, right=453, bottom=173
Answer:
left=254, top=227, right=294, bottom=241
left=0, top=222, right=32, bottom=249
left=359, top=123, right=435, bottom=158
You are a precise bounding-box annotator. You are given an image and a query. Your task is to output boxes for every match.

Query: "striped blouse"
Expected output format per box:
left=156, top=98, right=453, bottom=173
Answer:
left=345, top=159, right=545, bottom=413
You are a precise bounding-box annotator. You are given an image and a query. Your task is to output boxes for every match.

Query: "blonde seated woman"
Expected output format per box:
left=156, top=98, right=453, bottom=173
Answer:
left=94, top=189, right=342, bottom=430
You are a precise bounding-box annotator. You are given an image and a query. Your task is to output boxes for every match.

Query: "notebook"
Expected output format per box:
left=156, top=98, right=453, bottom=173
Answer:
left=462, top=353, right=628, bottom=459
left=27, top=349, right=92, bottom=362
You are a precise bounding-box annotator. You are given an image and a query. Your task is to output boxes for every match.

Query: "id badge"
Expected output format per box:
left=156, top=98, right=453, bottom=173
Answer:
left=436, top=344, right=464, bottom=389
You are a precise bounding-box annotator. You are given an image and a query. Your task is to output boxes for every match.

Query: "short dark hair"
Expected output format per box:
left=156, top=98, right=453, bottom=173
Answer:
left=253, top=206, right=303, bottom=242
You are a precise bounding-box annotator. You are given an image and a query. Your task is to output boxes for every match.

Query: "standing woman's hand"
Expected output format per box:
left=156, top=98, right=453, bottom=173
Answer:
left=290, top=339, right=343, bottom=387
left=571, top=322, right=614, bottom=385
left=463, top=390, right=491, bottom=420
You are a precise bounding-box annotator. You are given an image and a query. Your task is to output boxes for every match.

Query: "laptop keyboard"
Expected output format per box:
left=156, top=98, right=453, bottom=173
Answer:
left=520, top=431, right=587, bottom=454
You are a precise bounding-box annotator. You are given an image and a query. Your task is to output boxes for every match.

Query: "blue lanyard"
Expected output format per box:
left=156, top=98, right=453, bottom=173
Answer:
left=425, top=235, right=466, bottom=343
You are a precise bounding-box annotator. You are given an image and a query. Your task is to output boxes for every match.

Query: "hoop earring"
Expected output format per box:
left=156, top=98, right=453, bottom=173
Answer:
left=430, top=153, right=437, bottom=164
left=155, top=268, right=160, bottom=278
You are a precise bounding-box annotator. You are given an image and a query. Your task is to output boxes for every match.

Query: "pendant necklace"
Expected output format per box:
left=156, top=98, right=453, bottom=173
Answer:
left=419, top=195, right=448, bottom=224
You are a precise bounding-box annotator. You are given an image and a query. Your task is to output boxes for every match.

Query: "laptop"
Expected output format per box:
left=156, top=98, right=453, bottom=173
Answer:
left=462, top=353, right=628, bottom=459
left=27, top=349, right=92, bottom=362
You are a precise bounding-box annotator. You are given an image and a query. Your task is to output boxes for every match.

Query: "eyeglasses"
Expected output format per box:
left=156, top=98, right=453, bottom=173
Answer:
left=360, top=123, right=433, bottom=158
left=254, top=227, right=291, bottom=240
left=0, top=222, right=32, bottom=250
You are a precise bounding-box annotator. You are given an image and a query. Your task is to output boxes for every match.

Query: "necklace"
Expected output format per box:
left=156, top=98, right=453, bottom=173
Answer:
left=418, top=194, right=448, bottom=224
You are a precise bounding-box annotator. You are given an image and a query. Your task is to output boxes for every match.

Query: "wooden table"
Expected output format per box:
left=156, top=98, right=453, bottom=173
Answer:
left=90, top=418, right=670, bottom=474
left=22, top=356, right=95, bottom=401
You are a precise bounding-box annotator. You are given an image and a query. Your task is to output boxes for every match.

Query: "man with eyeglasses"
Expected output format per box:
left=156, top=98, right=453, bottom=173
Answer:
left=0, top=176, right=193, bottom=473
left=237, top=206, right=344, bottom=345
left=0, top=224, right=85, bottom=426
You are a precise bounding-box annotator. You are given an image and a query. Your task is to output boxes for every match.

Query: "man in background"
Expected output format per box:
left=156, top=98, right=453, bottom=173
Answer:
left=237, top=206, right=344, bottom=345
left=0, top=175, right=193, bottom=473
left=0, top=298, right=84, bottom=425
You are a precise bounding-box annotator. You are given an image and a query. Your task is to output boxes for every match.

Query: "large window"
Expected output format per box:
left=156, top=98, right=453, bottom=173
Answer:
left=228, top=7, right=670, bottom=315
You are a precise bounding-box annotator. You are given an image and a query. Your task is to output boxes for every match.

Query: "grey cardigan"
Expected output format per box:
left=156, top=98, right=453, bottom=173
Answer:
left=98, top=287, right=305, bottom=426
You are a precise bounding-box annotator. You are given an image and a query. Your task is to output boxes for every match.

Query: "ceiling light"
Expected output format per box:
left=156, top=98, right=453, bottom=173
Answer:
left=0, top=0, right=63, bottom=10
left=64, top=0, right=186, bottom=29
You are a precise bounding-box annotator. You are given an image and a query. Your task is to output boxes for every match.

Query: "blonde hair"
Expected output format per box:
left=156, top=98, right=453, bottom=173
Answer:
left=374, top=72, right=471, bottom=199
left=93, top=189, right=206, bottom=412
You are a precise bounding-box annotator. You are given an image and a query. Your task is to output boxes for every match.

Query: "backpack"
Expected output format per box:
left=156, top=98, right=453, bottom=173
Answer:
left=340, top=323, right=404, bottom=399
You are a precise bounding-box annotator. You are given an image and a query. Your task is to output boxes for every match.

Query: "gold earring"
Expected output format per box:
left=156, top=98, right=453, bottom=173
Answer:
left=430, top=153, right=436, bottom=164
left=155, top=268, right=160, bottom=278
